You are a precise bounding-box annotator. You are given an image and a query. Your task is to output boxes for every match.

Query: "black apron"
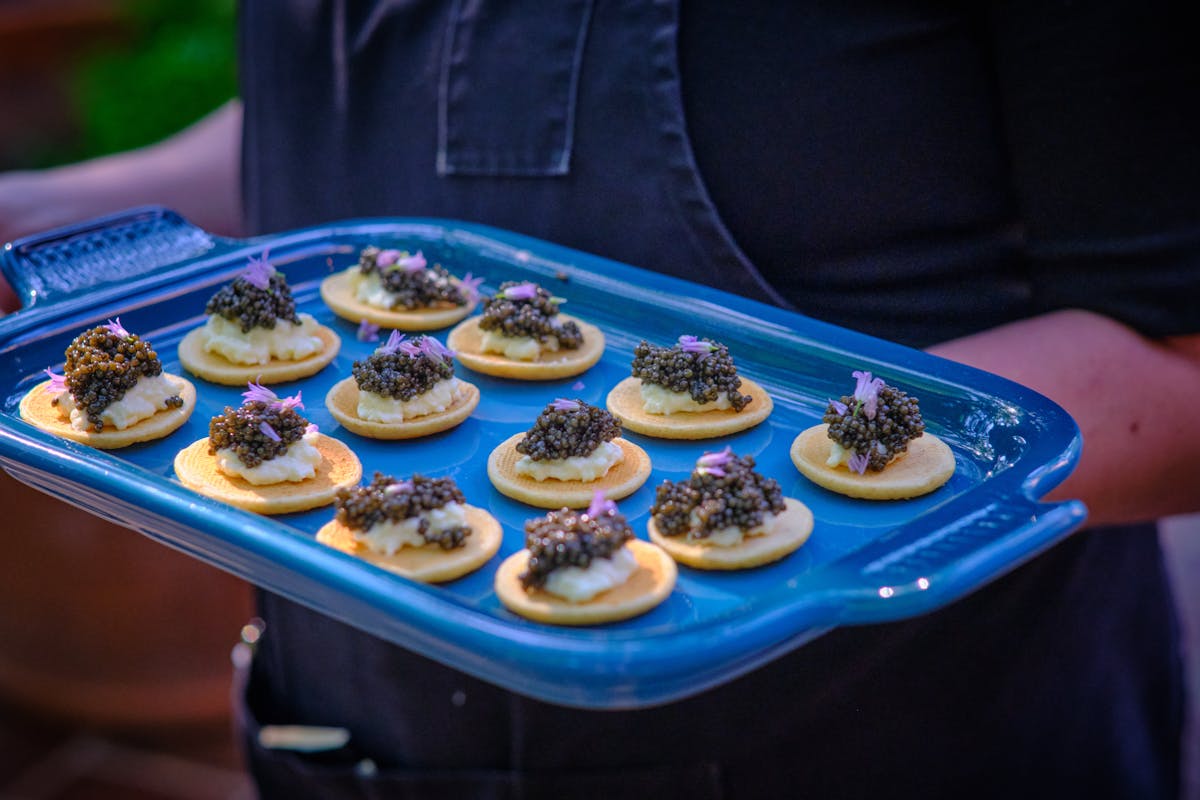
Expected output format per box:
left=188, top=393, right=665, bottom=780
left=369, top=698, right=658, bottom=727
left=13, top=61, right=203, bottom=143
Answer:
left=237, top=2, right=1185, bottom=797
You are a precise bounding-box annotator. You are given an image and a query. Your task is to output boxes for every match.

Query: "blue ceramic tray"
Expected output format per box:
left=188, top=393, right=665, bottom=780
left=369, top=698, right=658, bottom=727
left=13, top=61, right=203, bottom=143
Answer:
left=0, top=207, right=1086, bottom=708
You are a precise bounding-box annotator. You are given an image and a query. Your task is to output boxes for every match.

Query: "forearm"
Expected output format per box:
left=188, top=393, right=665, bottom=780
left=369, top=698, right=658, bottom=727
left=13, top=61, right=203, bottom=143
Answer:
left=0, top=99, right=242, bottom=261
left=929, top=308, right=1200, bottom=528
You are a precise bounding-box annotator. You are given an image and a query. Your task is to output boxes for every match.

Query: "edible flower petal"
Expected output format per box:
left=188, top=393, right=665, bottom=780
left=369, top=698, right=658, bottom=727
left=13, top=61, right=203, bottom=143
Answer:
left=276, top=390, right=305, bottom=412
left=678, top=334, right=716, bottom=360
left=377, top=330, right=408, bottom=355
left=356, top=320, right=381, bottom=342
left=502, top=282, right=539, bottom=301
left=259, top=421, right=281, bottom=443
left=241, top=251, right=275, bottom=290
left=44, top=369, right=67, bottom=394
left=696, top=446, right=734, bottom=477
left=571, top=380, right=586, bottom=391
left=852, top=370, right=885, bottom=420
left=587, top=490, right=617, bottom=518
left=242, top=379, right=279, bottom=405
left=104, top=318, right=132, bottom=339
left=848, top=452, right=870, bottom=475
left=459, top=272, right=484, bottom=303
left=551, top=398, right=580, bottom=412
left=384, top=479, right=414, bottom=495
left=829, top=398, right=848, bottom=416
left=305, top=423, right=320, bottom=435
left=375, top=249, right=401, bottom=267
left=418, top=336, right=455, bottom=362
left=398, top=251, right=427, bottom=273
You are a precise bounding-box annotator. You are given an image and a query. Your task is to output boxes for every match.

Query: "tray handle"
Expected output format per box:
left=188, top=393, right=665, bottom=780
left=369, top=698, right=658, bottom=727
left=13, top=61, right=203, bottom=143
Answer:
left=820, top=493, right=1087, bottom=624
left=1, top=205, right=221, bottom=309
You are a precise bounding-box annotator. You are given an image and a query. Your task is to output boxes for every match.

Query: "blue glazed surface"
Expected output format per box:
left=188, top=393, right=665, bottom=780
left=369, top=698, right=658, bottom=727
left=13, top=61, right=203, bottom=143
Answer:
left=0, top=210, right=1086, bottom=708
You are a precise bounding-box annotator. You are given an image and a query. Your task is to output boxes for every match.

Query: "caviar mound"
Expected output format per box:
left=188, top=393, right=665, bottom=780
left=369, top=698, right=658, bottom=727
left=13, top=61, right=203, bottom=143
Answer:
left=478, top=282, right=582, bottom=346
left=205, top=269, right=301, bottom=333
left=324, top=376, right=479, bottom=439
left=487, top=433, right=651, bottom=509
left=177, top=324, right=340, bottom=386
left=649, top=497, right=813, bottom=570
left=319, top=269, right=477, bottom=331
left=494, top=539, right=677, bottom=626
left=173, top=434, right=363, bottom=514
left=316, top=505, right=502, bottom=583
left=630, top=337, right=750, bottom=411
left=19, top=374, right=196, bottom=450
left=790, top=423, right=955, bottom=500
left=606, top=376, right=773, bottom=440
left=446, top=315, right=605, bottom=380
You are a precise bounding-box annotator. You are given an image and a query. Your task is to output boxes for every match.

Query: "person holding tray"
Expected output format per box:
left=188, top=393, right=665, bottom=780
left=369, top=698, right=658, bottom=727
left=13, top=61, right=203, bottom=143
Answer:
left=2, top=2, right=1198, bottom=798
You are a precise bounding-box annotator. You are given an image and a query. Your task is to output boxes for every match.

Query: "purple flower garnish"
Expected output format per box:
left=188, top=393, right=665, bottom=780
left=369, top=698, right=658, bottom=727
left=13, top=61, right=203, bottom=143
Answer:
left=242, top=380, right=278, bottom=405
left=241, top=251, right=274, bottom=290
left=587, top=490, right=617, bottom=518
left=397, top=251, right=427, bottom=273
left=696, top=446, right=734, bottom=477
left=377, top=330, right=409, bottom=356
left=571, top=380, right=586, bottom=391
left=852, top=370, right=885, bottom=420
left=356, top=320, right=381, bottom=342
left=242, top=380, right=304, bottom=411
left=551, top=398, right=581, bottom=412
left=384, top=479, right=415, bottom=495
left=848, top=452, right=870, bottom=475
left=44, top=369, right=67, bottom=394
left=678, top=335, right=716, bottom=360
left=104, top=318, right=132, bottom=339
left=375, top=249, right=401, bottom=267
left=305, top=423, right=320, bottom=436
left=459, top=272, right=484, bottom=303
left=829, top=398, right=848, bottom=416
left=259, top=421, right=281, bottom=443
left=502, top=282, right=539, bottom=301
left=418, top=336, right=455, bottom=362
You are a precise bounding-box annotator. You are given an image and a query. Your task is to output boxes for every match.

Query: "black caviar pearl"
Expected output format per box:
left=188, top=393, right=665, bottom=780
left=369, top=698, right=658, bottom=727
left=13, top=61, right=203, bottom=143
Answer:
left=822, top=385, right=925, bottom=471
left=351, top=347, right=454, bottom=400
left=205, top=272, right=301, bottom=333
left=334, top=472, right=471, bottom=550
left=477, top=282, right=583, bottom=349
left=515, top=401, right=621, bottom=461
left=649, top=453, right=785, bottom=539
left=62, top=326, right=177, bottom=431
left=630, top=339, right=751, bottom=411
left=207, top=401, right=308, bottom=468
left=518, top=507, right=633, bottom=589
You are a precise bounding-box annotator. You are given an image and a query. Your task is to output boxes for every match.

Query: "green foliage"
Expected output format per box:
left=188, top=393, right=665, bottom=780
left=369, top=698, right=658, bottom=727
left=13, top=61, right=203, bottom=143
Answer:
left=68, top=0, right=236, bottom=160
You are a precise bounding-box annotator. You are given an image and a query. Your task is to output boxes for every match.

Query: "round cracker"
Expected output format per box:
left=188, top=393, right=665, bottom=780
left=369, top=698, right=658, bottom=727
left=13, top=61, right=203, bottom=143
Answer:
left=487, top=434, right=651, bottom=509
left=18, top=373, right=196, bottom=450
left=446, top=315, right=604, bottom=380
left=494, top=539, right=677, bottom=626
left=605, top=376, right=773, bottom=440
left=648, top=497, right=813, bottom=570
left=790, top=424, right=956, bottom=500
left=177, top=323, right=341, bottom=386
left=173, top=434, right=363, bottom=514
left=315, top=505, right=502, bottom=583
left=324, top=377, right=479, bottom=439
left=319, top=268, right=477, bottom=331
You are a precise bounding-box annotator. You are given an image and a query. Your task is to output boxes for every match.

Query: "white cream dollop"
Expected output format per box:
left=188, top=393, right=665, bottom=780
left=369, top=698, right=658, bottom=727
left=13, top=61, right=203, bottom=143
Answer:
left=201, top=312, right=324, bottom=365
left=353, top=502, right=467, bottom=556
left=686, top=511, right=779, bottom=547
left=542, top=546, right=638, bottom=602
left=356, top=378, right=463, bottom=423
left=479, top=330, right=561, bottom=361
left=57, top=374, right=179, bottom=432
left=216, top=431, right=322, bottom=485
left=515, top=440, right=623, bottom=482
left=639, top=383, right=732, bottom=415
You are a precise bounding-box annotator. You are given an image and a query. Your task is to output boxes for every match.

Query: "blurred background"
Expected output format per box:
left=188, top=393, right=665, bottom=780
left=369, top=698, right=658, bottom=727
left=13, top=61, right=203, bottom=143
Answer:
left=0, top=0, right=235, bottom=172
left=0, top=2, right=1195, bottom=799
